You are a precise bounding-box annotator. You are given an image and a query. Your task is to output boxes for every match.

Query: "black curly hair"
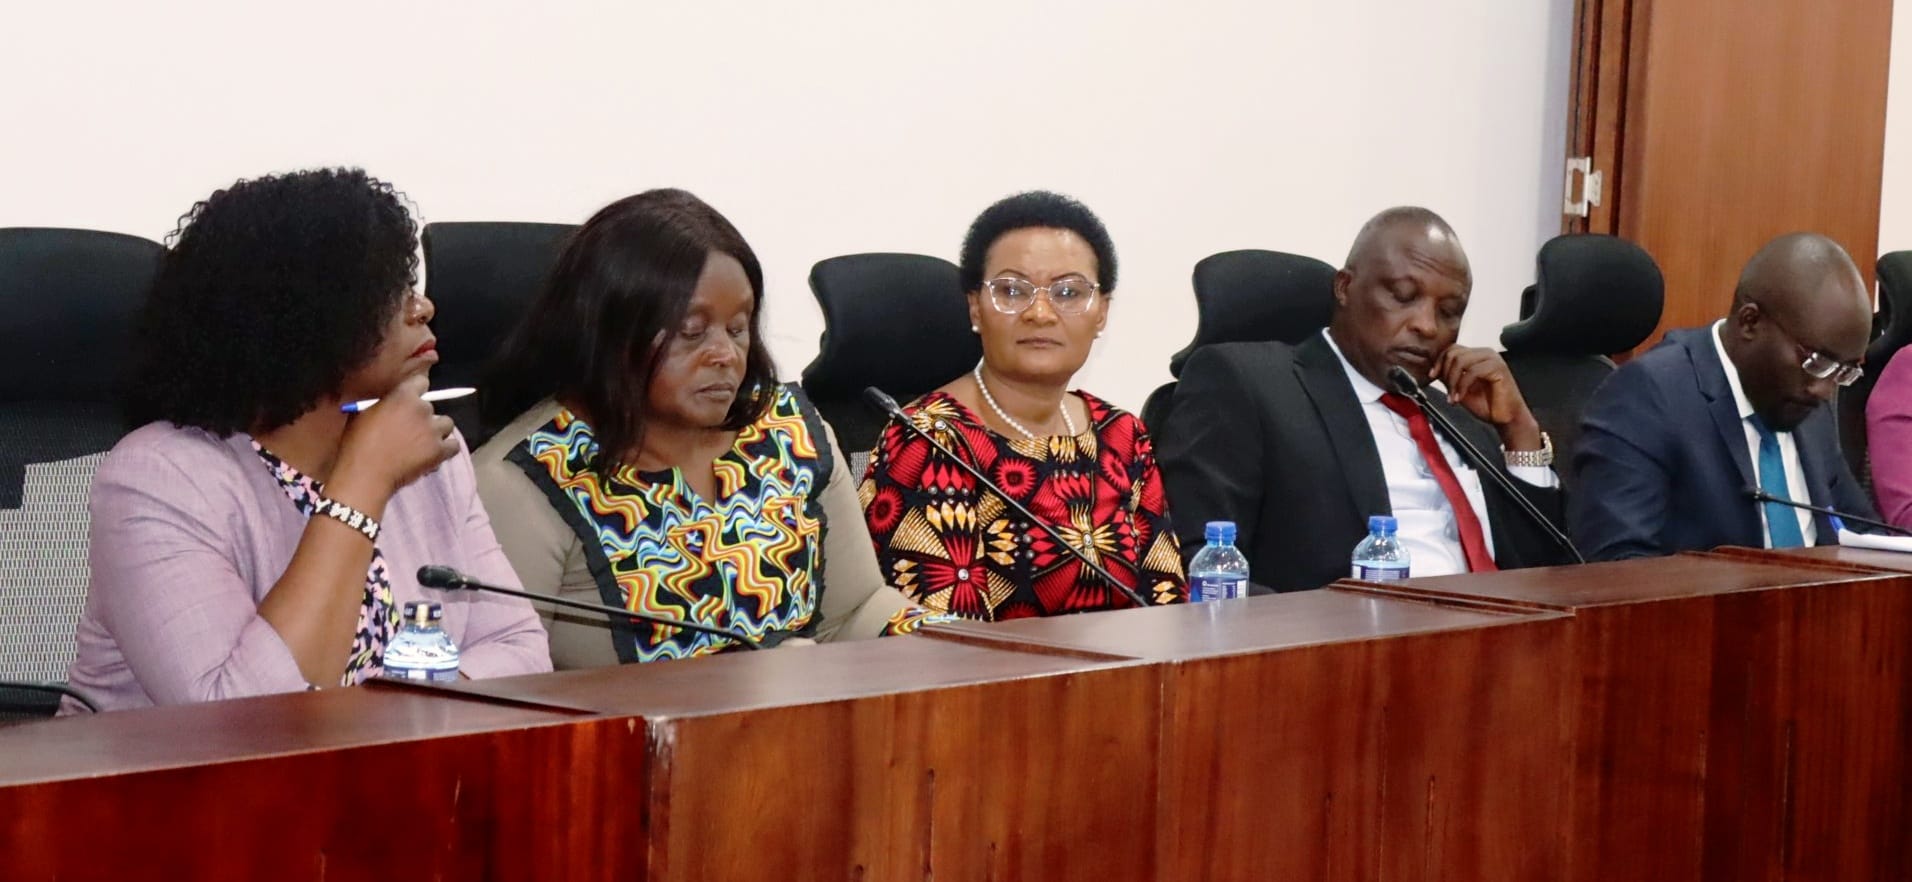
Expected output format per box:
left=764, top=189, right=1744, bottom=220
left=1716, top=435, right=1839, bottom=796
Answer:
left=958, top=190, right=1118, bottom=294
left=480, top=188, right=778, bottom=472
left=127, top=167, right=420, bottom=435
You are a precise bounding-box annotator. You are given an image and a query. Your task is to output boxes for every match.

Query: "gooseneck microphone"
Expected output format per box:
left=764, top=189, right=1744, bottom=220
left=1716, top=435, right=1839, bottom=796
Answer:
left=417, top=565, right=763, bottom=650
left=1385, top=366, right=1586, bottom=564
left=862, top=387, right=1152, bottom=608
left=1742, top=488, right=1912, bottom=536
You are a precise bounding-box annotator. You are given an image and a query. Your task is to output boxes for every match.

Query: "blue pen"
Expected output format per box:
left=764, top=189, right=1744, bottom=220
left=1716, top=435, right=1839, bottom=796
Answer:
left=340, top=386, right=477, bottom=414
left=1830, top=515, right=1847, bottom=535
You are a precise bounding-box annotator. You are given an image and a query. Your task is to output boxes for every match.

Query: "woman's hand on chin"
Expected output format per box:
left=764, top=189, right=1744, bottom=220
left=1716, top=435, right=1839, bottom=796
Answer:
left=332, top=373, right=459, bottom=504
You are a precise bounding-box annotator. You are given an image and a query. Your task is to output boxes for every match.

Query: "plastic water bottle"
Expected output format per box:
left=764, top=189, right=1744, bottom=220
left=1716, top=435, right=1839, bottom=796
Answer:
left=382, top=601, right=460, bottom=682
left=1188, top=521, right=1251, bottom=602
left=1351, top=515, right=1411, bottom=582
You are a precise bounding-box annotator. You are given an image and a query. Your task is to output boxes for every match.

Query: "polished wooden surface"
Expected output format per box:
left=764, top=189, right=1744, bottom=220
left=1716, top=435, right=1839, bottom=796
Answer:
left=1574, top=0, right=1895, bottom=347
left=0, top=685, right=643, bottom=881
left=1713, top=542, right=1912, bottom=574
left=1346, top=552, right=1912, bottom=882
left=928, top=590, right=1576, bottom=881
left=443, top=627, right=1137, bottom=715
left=3, top=553, right=1907, bottom=880
left=454, top=636, right=1163, bottom=881
left=919, top=585, right=1546, bottom=660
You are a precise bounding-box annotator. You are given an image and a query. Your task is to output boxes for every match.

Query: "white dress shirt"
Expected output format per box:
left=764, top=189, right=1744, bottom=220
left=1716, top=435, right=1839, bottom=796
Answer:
left=1322, top=330, right=1558, bottom=577
left=1710, top=320, right=1816, bottom=546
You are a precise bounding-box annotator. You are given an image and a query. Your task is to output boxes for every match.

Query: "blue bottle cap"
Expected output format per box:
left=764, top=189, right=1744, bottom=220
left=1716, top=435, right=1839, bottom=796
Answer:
left=1368, top=515, right=1397, bottom=535
left=1204, top=520, right=1237, bottom=544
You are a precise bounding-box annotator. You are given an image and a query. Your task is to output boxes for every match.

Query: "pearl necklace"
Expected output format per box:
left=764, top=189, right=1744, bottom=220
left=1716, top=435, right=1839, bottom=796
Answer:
left=973, top=362, right=1077, bottom=440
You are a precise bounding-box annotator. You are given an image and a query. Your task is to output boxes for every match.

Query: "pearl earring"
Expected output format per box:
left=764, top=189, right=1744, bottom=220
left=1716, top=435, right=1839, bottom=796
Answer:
left=971, top=325, right=980, bottom=333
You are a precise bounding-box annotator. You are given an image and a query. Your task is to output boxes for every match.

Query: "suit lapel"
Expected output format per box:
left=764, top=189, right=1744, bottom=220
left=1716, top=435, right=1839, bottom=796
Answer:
left=1687, top=328, right=1758, bottom=492
left=1294, top=336, right=1392, bottom=520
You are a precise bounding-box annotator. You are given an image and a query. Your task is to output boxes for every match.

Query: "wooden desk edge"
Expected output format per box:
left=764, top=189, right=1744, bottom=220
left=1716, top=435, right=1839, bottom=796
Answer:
left=364, top=676, right=605, bottom=715
left=1327, top=580, right=1560, bottom=614
left=914, top=623, right=1142, bottom=662
left=1697, top=545, right=1911, bottom=575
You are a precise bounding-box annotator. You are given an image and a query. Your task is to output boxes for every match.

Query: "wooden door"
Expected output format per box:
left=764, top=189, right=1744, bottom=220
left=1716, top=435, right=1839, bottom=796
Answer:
left=1564, top=0, right=1896, bottom=346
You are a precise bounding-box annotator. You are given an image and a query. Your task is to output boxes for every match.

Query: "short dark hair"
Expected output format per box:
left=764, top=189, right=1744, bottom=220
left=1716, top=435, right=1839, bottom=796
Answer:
left=128, top=168, right=419, bottom=434
left=958, top=191, right=1117, bottom=293
left=481, top=189, right=777, bottom=471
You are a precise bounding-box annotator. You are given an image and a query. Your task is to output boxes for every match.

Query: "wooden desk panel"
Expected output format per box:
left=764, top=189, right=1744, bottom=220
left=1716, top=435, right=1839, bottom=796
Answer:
left=444, top=635, right=1161, bottom=882
left=0, top=686, right=640, bottom=881
left=1344, top=553, right=1912, bottom=882
left=923, top=590, right=1574, bottom=881
left=651, top=663, right=1159, bottom=881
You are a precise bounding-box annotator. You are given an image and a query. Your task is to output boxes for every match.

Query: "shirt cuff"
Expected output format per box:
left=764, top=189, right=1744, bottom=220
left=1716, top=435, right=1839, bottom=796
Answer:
left=1507, top=464, right=1559, bottom=489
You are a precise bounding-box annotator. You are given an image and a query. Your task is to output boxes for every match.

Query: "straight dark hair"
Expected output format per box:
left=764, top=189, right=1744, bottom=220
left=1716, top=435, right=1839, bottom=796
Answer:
left=481, top=189, right=777, bottom=471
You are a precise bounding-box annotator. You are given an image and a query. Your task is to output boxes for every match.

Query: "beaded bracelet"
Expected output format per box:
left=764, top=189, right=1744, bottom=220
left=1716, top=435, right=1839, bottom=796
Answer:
left=313, top=497, right=380, bottom=543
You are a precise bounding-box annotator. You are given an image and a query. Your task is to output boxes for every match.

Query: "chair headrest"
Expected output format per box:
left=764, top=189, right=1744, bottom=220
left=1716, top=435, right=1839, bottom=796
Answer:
left=1866, top=251, right=1912, bottom=368
left=0, top=228, right=162, bottom=403
left=421, top=222, right=577, bottom=386
left=799, top=253, right=979, bottom=401
left=1500, top=234, right=1664, bottom=356
left=1168, top=250, right=1337, bottom=377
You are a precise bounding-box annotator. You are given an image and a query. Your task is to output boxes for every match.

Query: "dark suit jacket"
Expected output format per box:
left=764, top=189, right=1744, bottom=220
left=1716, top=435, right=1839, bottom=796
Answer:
left=1570, top=326, right=1876, bottom=560
left=1156, top=334, right=1569, bottom=593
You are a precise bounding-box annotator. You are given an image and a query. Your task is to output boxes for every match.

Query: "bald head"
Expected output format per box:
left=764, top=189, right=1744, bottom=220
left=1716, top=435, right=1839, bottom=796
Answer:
left=1344, top=207, right=1471, bottom=285
left=1328, top=207, right=1473, bottom=387
left=1733, top=232, right=1870, bottom=329
left=1721, top=232, right=1872, bottom=430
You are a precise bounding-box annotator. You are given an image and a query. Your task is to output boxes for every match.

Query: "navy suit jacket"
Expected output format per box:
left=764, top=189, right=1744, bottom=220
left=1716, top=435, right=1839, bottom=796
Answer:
left=1570, top=326, right=1876, bottom=560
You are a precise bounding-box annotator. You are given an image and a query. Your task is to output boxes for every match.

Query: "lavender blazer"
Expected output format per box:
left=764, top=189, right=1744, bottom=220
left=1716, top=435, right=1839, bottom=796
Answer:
left=1867, top=347, right=1912, bottom=528
left=65, top=423, right=552, bottom=711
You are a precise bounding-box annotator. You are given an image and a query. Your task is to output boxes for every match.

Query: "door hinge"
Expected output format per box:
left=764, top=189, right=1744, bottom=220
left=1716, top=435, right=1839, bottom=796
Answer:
left=1564, top=157, right=1604, bottom=217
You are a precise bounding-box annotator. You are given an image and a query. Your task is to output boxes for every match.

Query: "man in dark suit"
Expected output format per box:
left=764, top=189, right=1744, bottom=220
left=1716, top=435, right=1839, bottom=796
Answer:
left=1158, top=207, right=1567, bottom=592
left=1572, top=233, right=1875, bottom=560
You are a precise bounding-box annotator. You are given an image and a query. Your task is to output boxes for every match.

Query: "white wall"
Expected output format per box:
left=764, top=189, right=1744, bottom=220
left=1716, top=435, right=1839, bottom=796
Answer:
left=0, top=0, right=1573, bottom=412
left=1882, top=4, right=1912, bottom=259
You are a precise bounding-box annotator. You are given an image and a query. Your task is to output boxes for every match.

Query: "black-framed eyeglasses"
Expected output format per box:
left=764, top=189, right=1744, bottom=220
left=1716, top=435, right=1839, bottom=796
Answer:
left=983, top=277, right=1100, bottom=316
left=1759, top=305, right=1863, bottom=387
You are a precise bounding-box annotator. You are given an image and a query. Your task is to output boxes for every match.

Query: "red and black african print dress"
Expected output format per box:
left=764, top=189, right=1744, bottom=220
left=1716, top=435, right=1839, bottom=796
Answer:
left=858, top=390, right=1187, bottom=620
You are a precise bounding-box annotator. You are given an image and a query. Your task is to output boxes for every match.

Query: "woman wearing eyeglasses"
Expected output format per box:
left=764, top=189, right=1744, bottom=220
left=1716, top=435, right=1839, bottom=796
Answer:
left=858, top=191, right=1187, bottom=620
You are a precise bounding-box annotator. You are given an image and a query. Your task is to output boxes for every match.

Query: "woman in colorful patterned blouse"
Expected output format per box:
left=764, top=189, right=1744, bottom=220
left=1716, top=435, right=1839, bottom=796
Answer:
left=66, top=168, right=552, bottom=711
left=859, top=191, right=1188, bottom=620
left=474, top=189, right=933, bottom=668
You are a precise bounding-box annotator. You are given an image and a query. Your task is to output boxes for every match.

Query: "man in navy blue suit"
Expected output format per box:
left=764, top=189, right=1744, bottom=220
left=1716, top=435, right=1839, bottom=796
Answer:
left=1572, top=232, right=1877, bottom=560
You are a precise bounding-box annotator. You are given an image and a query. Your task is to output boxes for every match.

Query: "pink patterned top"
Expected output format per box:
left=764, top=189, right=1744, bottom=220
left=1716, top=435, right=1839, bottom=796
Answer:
left=65, top=423, right=551, bottom=712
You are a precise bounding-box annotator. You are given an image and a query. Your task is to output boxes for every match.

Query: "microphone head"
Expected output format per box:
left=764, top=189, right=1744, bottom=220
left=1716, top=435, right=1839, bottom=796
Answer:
left=416, top=565, right=468, bottom=589
left=1385, top=365, right=1423, bottom=397
left=862, top=386, right=905, bottom=418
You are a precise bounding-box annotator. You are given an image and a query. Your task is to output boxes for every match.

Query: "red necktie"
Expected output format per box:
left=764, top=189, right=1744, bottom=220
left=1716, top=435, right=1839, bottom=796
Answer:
left=1378, top=392, right=1498, bottom=573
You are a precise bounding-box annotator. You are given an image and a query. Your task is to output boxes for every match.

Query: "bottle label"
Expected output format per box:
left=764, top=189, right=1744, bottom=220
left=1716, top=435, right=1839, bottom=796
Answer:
left=1352, top=563, right=1411, bottom=582
left=383, top=663, right=460, bottom=683
left=1192, top=574, right=1248, bottom=602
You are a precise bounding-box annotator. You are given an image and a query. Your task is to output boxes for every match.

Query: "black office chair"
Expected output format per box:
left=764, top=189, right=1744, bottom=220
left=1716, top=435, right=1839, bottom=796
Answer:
left=1838, top=250, right=1912, bottom=490
left=0, top=681, right=96, bottom=725
left=1141, top=249, right=1338, bottom=431
left=420, top=222, right=576, bottom=448
left=799, top=253, right=978, bottom=473
left=1499, top=234, right=1664, bottom=491
left=0, top=228, right=161, bottom=701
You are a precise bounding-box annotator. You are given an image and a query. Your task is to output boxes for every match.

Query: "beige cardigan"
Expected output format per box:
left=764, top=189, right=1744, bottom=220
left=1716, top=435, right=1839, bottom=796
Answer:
left=471, top=400, right=915, bottom=670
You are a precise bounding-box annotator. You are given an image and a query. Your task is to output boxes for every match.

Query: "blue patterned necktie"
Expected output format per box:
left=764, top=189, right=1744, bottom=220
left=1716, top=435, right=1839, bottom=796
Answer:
left=1750, top=416, right=1805, bottom=549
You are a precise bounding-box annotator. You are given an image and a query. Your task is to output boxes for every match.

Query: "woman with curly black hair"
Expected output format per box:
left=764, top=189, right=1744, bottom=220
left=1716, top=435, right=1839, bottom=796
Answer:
left=66, top=167, right=550, bottom=711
